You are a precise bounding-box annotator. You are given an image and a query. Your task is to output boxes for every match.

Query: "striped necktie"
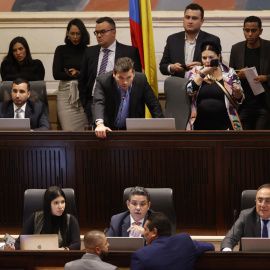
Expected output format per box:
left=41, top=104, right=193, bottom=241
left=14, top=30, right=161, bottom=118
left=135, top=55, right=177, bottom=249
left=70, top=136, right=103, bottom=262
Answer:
left=15, top=108, right=22, bottom=118
left=98, top=49, right=110, bottom=76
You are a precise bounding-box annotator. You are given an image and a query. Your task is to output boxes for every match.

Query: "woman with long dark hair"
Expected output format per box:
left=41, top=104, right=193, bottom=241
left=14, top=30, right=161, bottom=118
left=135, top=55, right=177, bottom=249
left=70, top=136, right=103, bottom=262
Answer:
left=1, top=36, right=45, bottom=81
left=5, top=186, right=80, bottom=250
left=53, top=18, right=89, bottom=130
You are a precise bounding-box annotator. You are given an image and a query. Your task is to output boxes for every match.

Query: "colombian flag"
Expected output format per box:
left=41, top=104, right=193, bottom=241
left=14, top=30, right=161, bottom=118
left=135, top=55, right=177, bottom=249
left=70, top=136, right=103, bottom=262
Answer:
left=129, top=0, right=158, bottom=118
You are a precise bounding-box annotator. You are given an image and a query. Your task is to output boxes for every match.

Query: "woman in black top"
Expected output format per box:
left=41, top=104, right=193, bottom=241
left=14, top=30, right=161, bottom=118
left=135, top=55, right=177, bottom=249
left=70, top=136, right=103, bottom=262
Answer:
left=5, top=186, right=81, bottom=250
left=1, top=36, right=45, bottom=81
left=53, top=18, right=89, bottom=130
left=186, top=41, right=244, bottom=130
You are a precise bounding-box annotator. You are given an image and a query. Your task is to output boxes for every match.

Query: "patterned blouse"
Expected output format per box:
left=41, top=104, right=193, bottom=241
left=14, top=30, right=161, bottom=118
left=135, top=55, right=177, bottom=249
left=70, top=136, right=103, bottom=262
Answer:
left=186, top=63, right=244, bottom=130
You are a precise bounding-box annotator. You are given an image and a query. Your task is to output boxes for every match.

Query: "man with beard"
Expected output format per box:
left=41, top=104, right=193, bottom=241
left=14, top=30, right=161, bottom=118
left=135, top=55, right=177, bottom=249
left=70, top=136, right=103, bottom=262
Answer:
left=65, top=230, right=118, bottom=270
left=159, top=3, right=220, bottom=79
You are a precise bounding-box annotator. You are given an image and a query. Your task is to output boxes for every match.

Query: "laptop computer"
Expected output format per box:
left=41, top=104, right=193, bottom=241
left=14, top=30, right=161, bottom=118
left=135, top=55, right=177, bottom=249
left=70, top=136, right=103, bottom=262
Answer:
left=107, top=237, right=144, bottom=251
left=20, top=234, right=58, bottom=250
left=126, top=118, right=176, bottom=130
left=241, top=237, right=270, bottom=251
left=0, top=118, right=30, bottom=131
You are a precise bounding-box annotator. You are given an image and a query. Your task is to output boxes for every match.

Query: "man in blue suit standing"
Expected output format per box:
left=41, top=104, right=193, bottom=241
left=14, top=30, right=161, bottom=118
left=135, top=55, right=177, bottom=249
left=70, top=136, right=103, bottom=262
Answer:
left=106, top=186, right=153, bottom=237
left=130, top=212, right=214, bottom=270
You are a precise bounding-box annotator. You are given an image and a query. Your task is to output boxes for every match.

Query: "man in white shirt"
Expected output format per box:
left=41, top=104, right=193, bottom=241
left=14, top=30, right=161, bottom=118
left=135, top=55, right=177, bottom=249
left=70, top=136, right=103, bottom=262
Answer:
left=106, top=186, right=153, bottom=237
left=78, top=16, right=142, bottom=123
left=65, top=230, right=118, bottom=270
left=0, top=78, right=50, bottom=130
left=221, top=184, right=270, bottom=251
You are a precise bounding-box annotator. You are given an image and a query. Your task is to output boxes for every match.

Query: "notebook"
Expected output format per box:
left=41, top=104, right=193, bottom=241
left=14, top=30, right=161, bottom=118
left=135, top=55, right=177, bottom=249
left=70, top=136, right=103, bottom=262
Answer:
left=20, top=234, right=58, bottom=250
left=126, top=118, right=175, bottom=130
left=106, top=237, right=144, bottom=251
left=241, top=237, right=270, bottom=251
left=0, top=118, right=30, bottom=131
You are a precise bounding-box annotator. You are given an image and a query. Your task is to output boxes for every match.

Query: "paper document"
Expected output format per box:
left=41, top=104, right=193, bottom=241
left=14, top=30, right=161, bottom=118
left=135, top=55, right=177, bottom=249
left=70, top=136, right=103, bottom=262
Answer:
left=243, top=67, right=265, bottom=95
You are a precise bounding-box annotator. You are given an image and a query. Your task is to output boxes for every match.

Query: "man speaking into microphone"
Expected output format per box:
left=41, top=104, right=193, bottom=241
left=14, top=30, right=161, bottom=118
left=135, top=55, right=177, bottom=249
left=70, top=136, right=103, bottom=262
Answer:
left=93, top=57, right=163, bottom=138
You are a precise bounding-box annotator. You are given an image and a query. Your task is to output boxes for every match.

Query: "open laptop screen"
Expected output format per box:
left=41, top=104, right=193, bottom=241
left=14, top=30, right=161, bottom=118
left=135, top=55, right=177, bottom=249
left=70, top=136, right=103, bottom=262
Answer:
left=126, top=118, right=175, bottom=130
left=0, top=118, right=30, bottom=131
left=241, top=237, right=270, bottom=251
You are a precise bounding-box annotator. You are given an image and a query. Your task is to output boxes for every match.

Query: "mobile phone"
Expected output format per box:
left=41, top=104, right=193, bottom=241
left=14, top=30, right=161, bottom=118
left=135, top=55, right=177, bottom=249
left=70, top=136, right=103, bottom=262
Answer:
left=3, top=233, right=15, bottom=245
left=181, top=64, right=187, bottom=70
left=210, top=59, right=219, bottom=67
left=64, top=68, right=72, bottom=74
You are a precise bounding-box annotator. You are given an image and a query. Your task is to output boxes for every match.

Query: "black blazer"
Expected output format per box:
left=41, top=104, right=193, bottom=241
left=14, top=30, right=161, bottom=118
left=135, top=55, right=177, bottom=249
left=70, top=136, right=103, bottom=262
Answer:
left=93, top=71, right=164, bottom=129
left=0, top=100, right=51, bottom=130
left=78, top=41, right=142, bottom=121
left=106, top=209, right=154, bottom=237
left=159, top=30, right=221, bottom=78
left=229, top=38, right=270, bottom=109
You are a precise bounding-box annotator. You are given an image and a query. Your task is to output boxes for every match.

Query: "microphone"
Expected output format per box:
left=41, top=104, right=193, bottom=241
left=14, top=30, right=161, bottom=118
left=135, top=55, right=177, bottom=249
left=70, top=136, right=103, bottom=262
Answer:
left=122, top=92, right=126, bottom=99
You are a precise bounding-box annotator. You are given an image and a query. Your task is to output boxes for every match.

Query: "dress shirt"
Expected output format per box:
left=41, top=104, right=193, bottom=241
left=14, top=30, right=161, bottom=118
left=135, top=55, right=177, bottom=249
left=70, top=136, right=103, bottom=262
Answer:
left=92, top=40, right=116, bottom=95
left=184, top=33, right=198, bottom=78
left=129, top=215, right=144, bottom=237
left=13, top=103, right=26, bottom=118
left=114, top=84, right=132, bottom=128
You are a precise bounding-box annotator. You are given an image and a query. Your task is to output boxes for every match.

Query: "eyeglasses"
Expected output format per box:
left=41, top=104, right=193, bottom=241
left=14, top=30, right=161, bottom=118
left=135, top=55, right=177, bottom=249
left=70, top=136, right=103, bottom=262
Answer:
left=94, top=29, right=115, bottom=36
left=256, top=198, right=270, bottom=205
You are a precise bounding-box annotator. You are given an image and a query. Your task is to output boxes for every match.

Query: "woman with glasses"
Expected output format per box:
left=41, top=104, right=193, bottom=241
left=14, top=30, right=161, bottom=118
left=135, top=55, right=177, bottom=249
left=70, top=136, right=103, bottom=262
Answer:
left=1, top=36, right=45, bottom=81
left=53, top=18, right=89, bottom=130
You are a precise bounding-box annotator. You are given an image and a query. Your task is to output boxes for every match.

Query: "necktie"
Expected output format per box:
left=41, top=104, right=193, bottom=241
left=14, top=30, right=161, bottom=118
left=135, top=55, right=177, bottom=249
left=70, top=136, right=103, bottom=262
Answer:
left=262, top=219, right=269, bottom=238
left=15, top=108, right=22, bottom=118
left=133, top=221, right=142, bottom=226
left=98, top=49, right=110, bottom=76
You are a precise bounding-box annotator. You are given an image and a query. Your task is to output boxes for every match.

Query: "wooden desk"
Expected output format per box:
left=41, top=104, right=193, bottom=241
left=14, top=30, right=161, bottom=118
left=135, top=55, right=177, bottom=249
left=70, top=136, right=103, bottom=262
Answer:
left=1, top=251, right=269, bottom=270
left=0, top=130, right=270, bottom=235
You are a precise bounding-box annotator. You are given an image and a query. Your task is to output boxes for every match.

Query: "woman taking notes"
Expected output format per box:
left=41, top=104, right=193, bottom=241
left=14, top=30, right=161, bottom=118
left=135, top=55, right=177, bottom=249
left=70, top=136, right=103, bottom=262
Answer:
left=5, top=186, right=80, bottom=250
left=53, top=18, right=89, bottom=130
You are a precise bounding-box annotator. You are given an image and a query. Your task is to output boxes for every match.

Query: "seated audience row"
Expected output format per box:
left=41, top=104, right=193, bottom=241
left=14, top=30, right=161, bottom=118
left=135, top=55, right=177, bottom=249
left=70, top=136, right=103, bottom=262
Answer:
left=1, top=4, right=269, bottom=131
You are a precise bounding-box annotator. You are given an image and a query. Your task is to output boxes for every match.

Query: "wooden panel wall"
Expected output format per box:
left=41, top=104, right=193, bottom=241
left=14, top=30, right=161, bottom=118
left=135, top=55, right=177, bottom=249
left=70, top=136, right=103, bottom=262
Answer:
left=0, top=131, right=269, bottom=235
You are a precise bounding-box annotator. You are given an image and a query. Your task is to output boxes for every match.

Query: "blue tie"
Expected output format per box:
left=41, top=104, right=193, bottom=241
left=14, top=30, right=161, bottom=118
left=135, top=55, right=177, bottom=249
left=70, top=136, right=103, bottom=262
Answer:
left=262, top=219, right=269, bottom=238
left=98, top=49, right=110, bottom=76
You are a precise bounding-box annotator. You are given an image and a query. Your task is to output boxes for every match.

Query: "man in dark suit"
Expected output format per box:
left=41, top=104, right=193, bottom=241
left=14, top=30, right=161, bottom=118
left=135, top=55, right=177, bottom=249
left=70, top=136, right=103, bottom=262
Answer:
left=106, top=186, right=153, bottom=237
left=230, top=16, right=270, bottom=130
left=65, top=230, right=118, bottom=270
left=78, top=16, right=142, bottom=122
left=130, top=212, right=214, bottom=270
left=0, top=78, right=50, bottom=130
left=93, top=57, right=163, bottom=139
left=221, top=184, right=270, bottom=251
left=159, top=3, right=220, bottom=79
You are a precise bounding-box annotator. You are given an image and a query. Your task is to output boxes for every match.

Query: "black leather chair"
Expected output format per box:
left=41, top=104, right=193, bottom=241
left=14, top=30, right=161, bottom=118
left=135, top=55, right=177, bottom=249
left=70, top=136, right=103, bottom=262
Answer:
left=0, top=80, right=49, bottom=117
left=241, top=190, right=257, bottom=211
left=164, top=76, right=190, bottom=130
left=23, top=188, right=78, bottom=224
left=123, top=187, right=176, bottom=235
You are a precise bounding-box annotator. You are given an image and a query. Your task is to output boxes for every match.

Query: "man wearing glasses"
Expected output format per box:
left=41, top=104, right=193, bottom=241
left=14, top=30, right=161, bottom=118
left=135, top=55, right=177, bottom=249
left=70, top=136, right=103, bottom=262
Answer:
left=230, top=16, right=270, bottom=130
left=78, top=17, right=142, bottom=123
left=221, top=184, right=270, bottom=251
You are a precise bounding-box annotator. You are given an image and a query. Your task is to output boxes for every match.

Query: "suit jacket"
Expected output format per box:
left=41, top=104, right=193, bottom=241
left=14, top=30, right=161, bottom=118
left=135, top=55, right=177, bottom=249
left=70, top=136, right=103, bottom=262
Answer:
left=106, top=209, right=153, bottom=237
left=78, top=41, right=142, bottom=121
left=159, top=30, right=221, bottom=78
left=220, top=206, right=261, bottom=251
left=93, top=71, right=164, bottom=129
left=229, top=38, right=270, bottom=109
left=130, top=233, right=214, bottom=270
left=65, top=253, right=118, bottom=270
left=0, top=100, right=51, bottom=130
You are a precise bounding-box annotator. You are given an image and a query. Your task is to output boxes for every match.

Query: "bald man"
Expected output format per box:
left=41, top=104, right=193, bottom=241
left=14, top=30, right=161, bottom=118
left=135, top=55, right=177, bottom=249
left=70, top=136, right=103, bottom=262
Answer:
left=65, top=230, right=118, bottom=270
